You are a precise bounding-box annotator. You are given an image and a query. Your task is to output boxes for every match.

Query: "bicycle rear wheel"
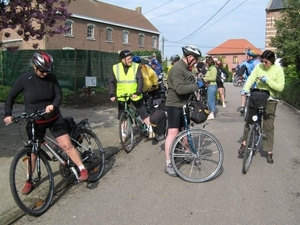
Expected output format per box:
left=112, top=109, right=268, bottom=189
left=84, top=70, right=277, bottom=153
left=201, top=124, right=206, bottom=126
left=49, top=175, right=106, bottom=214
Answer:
left=170, top=128, right=224, bottom=183
left=242, top=124, right=256, bottom=174
left=10, top=147, right=54, bottom=216
left=119, top=111, right=134, bottom=153
left=74, top=129, right=105, bottom=182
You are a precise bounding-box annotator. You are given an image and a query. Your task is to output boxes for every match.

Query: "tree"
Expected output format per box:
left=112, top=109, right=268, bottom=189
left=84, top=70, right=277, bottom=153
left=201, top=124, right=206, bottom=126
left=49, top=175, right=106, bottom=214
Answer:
left=271, top=0, right=300, bottom=78
left=0, top=0, right=74, bottom=49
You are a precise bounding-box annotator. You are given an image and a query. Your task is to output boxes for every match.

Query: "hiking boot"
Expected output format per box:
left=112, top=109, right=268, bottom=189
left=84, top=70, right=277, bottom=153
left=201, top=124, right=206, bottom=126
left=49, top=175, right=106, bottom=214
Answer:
left=22, top=181, right=34, bottom=195
left=78, top=169, right=89, bottom=182
left=238, top=144, right=246, bottom=156
left=240, top=107, right=245, bottom=114
left=165, top=164, right=177, bottom=177
left=267, top=153, right=274, bottom=164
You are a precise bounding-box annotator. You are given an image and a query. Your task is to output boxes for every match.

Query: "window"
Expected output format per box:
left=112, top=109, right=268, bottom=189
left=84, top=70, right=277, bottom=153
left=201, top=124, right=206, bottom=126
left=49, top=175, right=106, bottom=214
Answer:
left=233, top=56, right=238, bottom=64
left=106, top=27, right=113, bottom=42
left=152, top=36, right=158, bottom=49
left=87, top=24, right=95, bottom=39
left=122, top=30, right=129, bottom=45
left=222, top=56, right=226, bottom=64
left=65, top=20, right=74, bottom=36
left=139, top=33, right=145, bottom=47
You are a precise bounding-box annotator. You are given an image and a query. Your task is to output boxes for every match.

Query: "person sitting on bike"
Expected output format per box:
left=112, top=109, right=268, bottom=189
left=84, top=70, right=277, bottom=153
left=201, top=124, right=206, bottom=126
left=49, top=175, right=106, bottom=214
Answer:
left=108, top=50, right=154, bottom=139
left=3, top=51, right=89, bottom=195
left=215, top=60, right=228, bottom=108
left=164, top=45, right=203, bottom=176
left=239, top=50, right=261, bottom=113
left=238, top=50, right=285, bottom=164
left=166, top=54, right=180, bottom=79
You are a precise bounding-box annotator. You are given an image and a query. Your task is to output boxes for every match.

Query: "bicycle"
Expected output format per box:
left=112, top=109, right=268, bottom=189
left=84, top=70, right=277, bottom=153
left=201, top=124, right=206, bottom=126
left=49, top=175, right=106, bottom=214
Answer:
left=242, top=89, right=270, bottom=174
left=118, top=94, right=167, bottom=153
left=7, top=110, right=105, bottom=216
left=233, top=74, right=245, bottom=87
left=169, top=92, right=224, bottom=183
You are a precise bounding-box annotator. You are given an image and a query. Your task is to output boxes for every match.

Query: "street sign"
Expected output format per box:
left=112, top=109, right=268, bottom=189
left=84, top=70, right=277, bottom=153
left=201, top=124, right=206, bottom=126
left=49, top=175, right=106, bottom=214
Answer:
left=85, top=76, right=97, bottom=87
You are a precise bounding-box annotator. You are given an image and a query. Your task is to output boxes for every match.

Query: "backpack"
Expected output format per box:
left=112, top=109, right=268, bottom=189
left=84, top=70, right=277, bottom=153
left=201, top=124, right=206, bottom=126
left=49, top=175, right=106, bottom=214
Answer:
left=141, top=64, right=158, bottom=92
left=150, top=109, right=166, bottom=135
left=216, top=67, right=222, bottom=83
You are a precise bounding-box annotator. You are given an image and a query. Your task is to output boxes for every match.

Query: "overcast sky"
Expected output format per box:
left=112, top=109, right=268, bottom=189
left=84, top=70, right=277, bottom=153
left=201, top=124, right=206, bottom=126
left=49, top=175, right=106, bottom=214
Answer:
left=100, top=0, right=270, bottom=58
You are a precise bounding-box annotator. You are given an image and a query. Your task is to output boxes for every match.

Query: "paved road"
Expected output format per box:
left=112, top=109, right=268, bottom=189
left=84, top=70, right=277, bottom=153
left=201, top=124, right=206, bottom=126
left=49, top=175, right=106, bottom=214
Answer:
left=1, top=83, right=300, bottom=225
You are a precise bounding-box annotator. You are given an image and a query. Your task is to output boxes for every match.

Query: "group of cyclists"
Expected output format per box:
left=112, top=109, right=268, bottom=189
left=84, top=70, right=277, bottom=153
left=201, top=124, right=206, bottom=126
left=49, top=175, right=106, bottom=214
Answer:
left=3, top=46, right=285, bottom=184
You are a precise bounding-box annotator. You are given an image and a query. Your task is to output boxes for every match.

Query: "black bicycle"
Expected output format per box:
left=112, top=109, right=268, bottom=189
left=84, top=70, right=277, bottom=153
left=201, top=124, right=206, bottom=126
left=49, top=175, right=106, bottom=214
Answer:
left=242, top=89, right=270, bottom=174
left=7, top=110, right=105, bottom=216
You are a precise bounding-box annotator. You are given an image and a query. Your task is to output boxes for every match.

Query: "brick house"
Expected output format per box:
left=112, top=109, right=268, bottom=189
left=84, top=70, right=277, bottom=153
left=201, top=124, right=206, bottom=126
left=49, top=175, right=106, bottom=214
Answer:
left=265, top=0, right=284, bottom=51
left=0, top=0, right=160, bottom=53
left=206, top=39, right=263, bottom=72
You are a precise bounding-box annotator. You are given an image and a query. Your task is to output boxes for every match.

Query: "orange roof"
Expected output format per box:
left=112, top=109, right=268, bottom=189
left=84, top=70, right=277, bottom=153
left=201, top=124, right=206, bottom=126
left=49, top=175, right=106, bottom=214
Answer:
left=68, top=1, right=159, bottom=33
left=206, top=39, right=263, bottom=55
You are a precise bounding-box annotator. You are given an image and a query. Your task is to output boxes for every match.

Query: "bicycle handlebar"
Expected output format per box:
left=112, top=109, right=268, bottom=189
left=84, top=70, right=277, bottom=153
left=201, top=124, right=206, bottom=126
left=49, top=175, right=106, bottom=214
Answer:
left=6, top=110, right=47, bottom=125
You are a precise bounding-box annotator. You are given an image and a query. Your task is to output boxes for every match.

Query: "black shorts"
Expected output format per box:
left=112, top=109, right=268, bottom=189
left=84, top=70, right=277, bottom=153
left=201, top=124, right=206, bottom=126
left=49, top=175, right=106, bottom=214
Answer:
left=166, top=106, right=188, bottom=129
left=118, top=98, right=149, bottom=120
left=26, top=115, right=68, bottom=141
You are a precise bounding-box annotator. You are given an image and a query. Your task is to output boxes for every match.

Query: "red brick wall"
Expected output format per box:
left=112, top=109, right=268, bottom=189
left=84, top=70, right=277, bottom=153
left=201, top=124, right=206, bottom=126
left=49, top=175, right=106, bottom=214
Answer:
left=265, top=11, right=282, bottom=51
left=45, top=18, right=159, bottom=53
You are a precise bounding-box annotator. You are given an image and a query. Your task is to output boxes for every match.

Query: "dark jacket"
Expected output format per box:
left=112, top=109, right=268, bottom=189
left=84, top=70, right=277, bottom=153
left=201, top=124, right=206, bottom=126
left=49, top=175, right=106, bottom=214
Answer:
left=166, top=59, right=198, bottom=108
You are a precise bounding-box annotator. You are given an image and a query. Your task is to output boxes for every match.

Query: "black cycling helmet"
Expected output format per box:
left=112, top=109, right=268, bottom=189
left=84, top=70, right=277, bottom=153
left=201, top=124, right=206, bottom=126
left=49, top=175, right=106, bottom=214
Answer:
left=170, top=54, right=180, bottom=62
left=182, top=45, right=202, bottom=58
left=119, top=50, right=132, bottom=59
left=32, top=52, right=54, bottom=72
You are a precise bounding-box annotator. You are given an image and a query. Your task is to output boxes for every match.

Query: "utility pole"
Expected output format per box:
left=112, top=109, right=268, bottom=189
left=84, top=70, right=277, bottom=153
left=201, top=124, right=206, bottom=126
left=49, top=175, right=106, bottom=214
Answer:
left=161, top=36, right=167, bottom=60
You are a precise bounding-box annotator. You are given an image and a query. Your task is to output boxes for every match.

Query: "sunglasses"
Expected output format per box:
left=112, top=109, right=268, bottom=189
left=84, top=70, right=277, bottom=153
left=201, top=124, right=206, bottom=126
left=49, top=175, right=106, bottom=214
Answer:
left=261, top=60, right=269, bottom=64
left=38, top=68, right=48, bottom=74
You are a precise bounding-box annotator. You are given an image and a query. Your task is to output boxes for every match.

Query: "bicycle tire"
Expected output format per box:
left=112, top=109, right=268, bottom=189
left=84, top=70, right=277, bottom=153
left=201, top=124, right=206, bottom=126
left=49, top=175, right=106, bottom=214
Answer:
left=243, top=97, right=249, bottom=121
left=233, top=76, right=239, bottom=87
left=119, top=111, right=134, bottom=153
left=242, top=124, right=256, bottom=174
left=74, top=129, right=105, bottom=182
left=170, top=128, right=224, bottom=183
left=9, top=147, right=54, bottom=216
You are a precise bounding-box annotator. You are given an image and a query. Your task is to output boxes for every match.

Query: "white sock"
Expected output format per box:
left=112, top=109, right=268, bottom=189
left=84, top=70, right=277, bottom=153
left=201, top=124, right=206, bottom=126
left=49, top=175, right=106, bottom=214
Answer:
left=78, top=165, right=85, bottom=170
left=166, top=159, right=171, bottom=165
left=148, top=125, right=153, bottom=132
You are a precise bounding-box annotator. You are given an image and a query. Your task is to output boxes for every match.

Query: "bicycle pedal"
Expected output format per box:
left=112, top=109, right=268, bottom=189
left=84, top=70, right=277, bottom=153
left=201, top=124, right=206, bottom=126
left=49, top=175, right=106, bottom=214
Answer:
left=261, top=133, right=267, bottom=139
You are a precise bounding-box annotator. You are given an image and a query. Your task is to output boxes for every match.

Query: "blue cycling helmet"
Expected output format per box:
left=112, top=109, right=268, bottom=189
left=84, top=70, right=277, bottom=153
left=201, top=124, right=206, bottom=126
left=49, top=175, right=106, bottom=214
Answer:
left=151, top=59, right=158, bottom=65
left=247, top=50, right=257, bottom=57
left=132, top=55, right=141, bottom=63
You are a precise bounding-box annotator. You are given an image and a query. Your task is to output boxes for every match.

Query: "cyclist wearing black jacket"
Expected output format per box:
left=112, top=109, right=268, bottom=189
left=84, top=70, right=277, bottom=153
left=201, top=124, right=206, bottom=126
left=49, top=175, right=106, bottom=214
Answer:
left=3, top=52, right=88, bottom=195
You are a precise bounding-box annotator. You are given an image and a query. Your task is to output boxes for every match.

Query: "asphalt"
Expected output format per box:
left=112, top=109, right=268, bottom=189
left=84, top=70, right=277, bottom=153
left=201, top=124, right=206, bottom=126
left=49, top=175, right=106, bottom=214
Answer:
left=0, top=102, right=122, bottom=225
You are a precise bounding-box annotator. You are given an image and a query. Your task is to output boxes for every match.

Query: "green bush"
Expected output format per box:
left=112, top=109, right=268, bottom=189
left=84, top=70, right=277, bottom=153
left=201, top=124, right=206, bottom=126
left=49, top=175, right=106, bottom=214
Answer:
left=0, top=85, right=24, bottom=103
left=280, top=78, right=300, bottom=109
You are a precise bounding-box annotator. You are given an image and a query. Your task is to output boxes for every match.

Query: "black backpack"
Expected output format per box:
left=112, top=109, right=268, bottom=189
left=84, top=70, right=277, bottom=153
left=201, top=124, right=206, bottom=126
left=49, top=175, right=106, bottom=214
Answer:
left=150, top=109, right=166, bottom=135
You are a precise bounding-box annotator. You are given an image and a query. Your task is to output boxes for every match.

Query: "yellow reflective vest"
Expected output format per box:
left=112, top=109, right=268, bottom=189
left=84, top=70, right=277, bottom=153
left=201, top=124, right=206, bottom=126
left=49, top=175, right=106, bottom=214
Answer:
left=113, top=62, right=142, bottom=102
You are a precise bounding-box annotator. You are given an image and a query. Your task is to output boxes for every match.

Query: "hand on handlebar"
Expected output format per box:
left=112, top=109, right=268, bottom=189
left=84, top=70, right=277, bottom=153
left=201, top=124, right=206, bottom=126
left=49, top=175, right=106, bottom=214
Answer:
left=4, top=116, right=13, bottom=125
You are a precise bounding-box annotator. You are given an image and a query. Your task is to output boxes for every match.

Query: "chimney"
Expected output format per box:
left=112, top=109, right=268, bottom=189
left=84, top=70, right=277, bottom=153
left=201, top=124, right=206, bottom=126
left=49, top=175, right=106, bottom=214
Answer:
left=136, top=6, right=142, bottom=14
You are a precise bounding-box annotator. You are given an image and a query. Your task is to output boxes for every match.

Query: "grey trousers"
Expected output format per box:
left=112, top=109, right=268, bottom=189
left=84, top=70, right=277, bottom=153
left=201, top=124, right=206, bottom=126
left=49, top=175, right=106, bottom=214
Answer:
left=243, top=100, right=278, bottom=152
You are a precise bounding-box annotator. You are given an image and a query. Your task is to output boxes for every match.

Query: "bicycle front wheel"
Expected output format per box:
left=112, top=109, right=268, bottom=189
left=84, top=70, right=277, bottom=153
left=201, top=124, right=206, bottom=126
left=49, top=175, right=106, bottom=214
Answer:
left=10, top=147, right=54, bottom=216
left=242, top=124, right=256, bottom=174
left=119, top=111, right=134, bottom=153
left=74, top=129, right=105, bottom=182
left=170, top=129, right=224, bottom=183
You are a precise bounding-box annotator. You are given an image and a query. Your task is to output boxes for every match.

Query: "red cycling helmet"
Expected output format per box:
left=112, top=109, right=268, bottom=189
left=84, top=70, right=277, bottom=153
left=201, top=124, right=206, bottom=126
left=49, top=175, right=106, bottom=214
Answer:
left=32, top=52, right=54, bottom=72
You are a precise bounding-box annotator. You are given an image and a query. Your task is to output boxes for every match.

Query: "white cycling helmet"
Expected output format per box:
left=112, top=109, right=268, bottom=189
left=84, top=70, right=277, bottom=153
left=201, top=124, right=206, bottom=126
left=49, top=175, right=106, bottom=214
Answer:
left=182, top=45, right=202, bottom=58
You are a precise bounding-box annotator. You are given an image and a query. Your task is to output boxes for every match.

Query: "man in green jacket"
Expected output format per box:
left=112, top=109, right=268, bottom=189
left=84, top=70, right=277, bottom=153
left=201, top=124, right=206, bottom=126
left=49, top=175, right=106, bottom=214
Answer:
left=164, top=45, right=203, bottom=176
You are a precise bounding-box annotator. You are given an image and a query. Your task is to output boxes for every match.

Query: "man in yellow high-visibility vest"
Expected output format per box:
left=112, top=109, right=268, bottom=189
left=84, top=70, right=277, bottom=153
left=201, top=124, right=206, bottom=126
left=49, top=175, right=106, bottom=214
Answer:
left=108, top=50, right=154, bottom=140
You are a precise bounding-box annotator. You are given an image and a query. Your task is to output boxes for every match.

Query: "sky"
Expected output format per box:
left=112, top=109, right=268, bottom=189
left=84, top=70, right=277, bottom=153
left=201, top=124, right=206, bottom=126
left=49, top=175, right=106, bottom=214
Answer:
left=100, top=0, right=271, bottom=59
